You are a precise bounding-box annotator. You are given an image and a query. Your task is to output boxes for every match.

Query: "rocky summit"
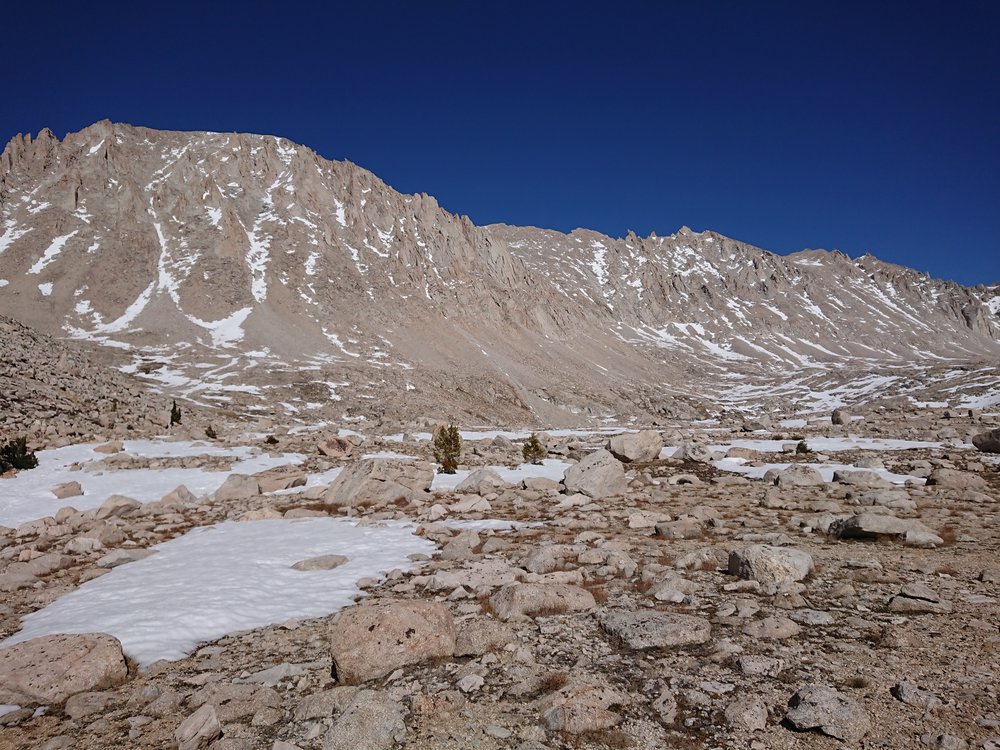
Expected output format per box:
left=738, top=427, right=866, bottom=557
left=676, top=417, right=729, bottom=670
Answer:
left=0, top=122, right=999, bottom=750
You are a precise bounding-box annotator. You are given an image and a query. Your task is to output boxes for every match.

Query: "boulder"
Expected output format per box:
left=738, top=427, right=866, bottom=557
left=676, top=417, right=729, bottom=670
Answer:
left=214, top=474, right=260, bottom=502
left=318, top=437, right=355, bottom=459
left=972, top=427, right=1000, bottom=453
left=291, top=554, right=348, bottom=571
left=325, top=458, right=434, bottom=509
left=174, top=703, right=221, bottom=750
left=489, top=583, right=596, bottom=620
left=254, top=467, right=307, bottom=492
left=728, top=545, right=814, bottom=592
left=926, top=468, right=988, bottom=489
left=832, top=470, right=893, bottom=489
left=95, top=494, right=141, bottom=520
left=784, top=684, right=870, bottom=742
left=830, top=513, right=938, bottom=543
left=562, top=450, right=628, bottom=499
left=0, top=634, right=128, bottom=705
left=323, top=690, right=405, bottom=750
left=607, top=431, right=662, bottom=462
left=774, top=465, right=825, bottom=487
left=52, top=481, right=83, bottom=499
left=599, top=611, right=711, bottom=649
left=831, top=408, right=851, bottom=425
left=329, top=600, right=455, bottom=684
left=454, top=467, right=507, bottom=494
left=674, top=441, right=713, bottom=462
left=454, top=618, right=516, bottom=657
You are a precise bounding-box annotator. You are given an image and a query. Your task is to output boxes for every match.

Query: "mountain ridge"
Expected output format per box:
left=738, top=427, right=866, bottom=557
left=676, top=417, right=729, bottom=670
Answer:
left=1, top=121, right=998, bottom=426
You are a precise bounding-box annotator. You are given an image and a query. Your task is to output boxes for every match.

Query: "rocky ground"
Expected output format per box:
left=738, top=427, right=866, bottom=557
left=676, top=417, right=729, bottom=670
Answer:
left=0, top=410, right=999, bottom=750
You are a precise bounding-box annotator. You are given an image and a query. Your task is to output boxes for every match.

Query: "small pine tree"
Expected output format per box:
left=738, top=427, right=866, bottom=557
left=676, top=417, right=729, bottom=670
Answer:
left=796, top=440, right=810, bottom=455
left=170, top=400, right=182, bottom=427
left=522, top=433, right=546, bottom=464
left=0, top=437, right=39, bottom=472
left=205, top=425, right=218, bottom=440
left=433, top=424, right=462, bottom=474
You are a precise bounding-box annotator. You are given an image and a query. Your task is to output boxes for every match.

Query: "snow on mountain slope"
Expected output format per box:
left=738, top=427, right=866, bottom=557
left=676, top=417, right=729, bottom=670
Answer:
left=1, top=121, right=998, bottom=425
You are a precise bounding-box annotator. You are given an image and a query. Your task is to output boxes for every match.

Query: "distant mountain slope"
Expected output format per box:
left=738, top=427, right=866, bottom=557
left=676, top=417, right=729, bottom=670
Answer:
left=1, top=121, right=998, bottom=424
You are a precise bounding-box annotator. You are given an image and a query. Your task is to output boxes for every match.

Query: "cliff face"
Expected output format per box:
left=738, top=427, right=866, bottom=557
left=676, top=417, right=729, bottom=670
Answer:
left=1, top=121, right=998, bottom=425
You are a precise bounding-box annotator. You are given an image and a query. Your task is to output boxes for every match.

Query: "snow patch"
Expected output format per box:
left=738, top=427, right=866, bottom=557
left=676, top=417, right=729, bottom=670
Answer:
left=2, top=519, right=434, bottom=667
left=28, top=231, right=79, bottom=274
left=37, top=282, right=53, bottom=296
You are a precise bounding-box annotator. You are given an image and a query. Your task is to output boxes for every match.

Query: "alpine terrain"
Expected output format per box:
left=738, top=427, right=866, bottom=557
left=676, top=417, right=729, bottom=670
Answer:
left=1, top=123, right=999, bottom=750
left=1, top=121, right=998, bottom=429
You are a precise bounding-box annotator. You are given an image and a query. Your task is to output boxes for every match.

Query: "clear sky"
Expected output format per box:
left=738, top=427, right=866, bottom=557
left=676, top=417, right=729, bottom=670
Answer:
left=3, top=1, right=998, bottom=286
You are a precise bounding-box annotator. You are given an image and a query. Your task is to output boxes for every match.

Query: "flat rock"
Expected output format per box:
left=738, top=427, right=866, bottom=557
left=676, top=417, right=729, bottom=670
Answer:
left=291, top=554, right=348, bottom=571
left=325, top=458, right=434, bottom=508
left=784, top=684, right=870, bottom=742
left=599, top=611, right=711, bottom=649
left=323, top=689, right=404, bottom=750
left=830, top=513, right=936, bottom=541
left=214, top=474, right=261, bottom=502
left=329, top=600, right=455, bottom=684
left=926, top=468, right=988, bottom=489
left=0, top=634, right=128, bottom=705
left=489, top=583, right=596, bottom=620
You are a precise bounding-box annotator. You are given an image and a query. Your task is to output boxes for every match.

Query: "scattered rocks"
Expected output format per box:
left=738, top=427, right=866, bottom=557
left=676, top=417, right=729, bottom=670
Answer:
left=322, top=690, right=405, bottom=750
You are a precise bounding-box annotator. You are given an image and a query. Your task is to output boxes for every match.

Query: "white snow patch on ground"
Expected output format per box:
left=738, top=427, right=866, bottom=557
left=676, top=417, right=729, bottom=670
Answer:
left=431, top=460, right=572, bottom=491
left=362, top=451, right=417, bottom=460
left=186, top=307, right=253, bottom=348
left=0, top=280, right=8, bottom=288
left=0, top=221, right=32, bottom=257
left=207, top=207, right=222, bottom=227
left=90, top=281, right=156, bottom=333
left=28, top=231, right=80, bottom=274
left=37, top=282, right=53, bottom=296
left=0, top=442, right=303, bottom=528
left=2, top=518, right=434, bottom=667
left=712, top=457, right=923, bottom=485
left=708, top=437, right=950, bottom=453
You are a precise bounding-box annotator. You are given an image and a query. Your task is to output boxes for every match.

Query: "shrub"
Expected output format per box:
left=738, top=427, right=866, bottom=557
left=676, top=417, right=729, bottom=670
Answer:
left=170, top=400, right=182, bottom=427
left=796, top=440, right=810, bottom=455
left=0, top=437, right=38, bottom=472
left=522, top=433, right=546, bottom=464
left=433, top=424, right=462, bottom=474
left=205, top=425, right=218, bottom=440
left=264, top=435, right=279, bottom=446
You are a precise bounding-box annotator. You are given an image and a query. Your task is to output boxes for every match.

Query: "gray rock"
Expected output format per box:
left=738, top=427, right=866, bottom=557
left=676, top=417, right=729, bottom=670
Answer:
left=291, top=554, right=348, bottom=571
left=562, top=450, right=628, bottom=499
left=325, top=458, right=434, bottom=508
left=728, top=544, right=814, bottom=592
left=784, top=684, right=870, bottom=742
left=607, top=431, right=662, bottom=462
left=830, top=513, right=936, bottom=542
left=454, top=467, right=507, bottom=494
left=926, top=468, right=988, bottom=489
left=972, top=427, right=1000, bottom=453
left=774, top=465, right=825, bottom=487
left=725, top=695, right=768, bottom=731
left=323, top=690, right=405, bottom=750
left=892, top=680, right=943, bottom=711
left=454, top=618, right=516, bottom=657
left=832, top=470, right=893, bottom=489
left=599, top=611, right=711, bottom=649
left=175, top=704, right=222, bottom=750
left=214, top=474, right=260, bottom=502
left=489, top=583, right=596, bottom=620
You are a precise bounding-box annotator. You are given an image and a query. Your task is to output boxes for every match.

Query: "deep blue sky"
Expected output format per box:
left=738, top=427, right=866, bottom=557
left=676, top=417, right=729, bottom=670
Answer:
left=4, top=1, right=998, bottom=285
